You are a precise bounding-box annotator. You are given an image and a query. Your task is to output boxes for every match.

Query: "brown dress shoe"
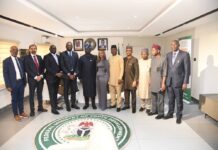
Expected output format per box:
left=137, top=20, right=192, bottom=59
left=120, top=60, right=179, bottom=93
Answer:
left=14, top=115, right=21, bottom=121
left=20, top=112, right=29, bottom=118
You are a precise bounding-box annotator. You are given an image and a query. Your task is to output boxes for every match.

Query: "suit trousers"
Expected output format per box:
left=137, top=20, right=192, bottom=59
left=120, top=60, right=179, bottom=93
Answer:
left=151, top=92, right=165, bottom=115
left=28, top=79, right=44, bottom=112
left=109, top=84, right=122, bottom=108
left=124, top=89, right=136, bottom=110
left=63, top=78, right=77, bottom=108
left=11, top=80, right=25, bottom=116
left=167, top=86, right=183, bottom=118
left=46, top=78, right=60, bottom=111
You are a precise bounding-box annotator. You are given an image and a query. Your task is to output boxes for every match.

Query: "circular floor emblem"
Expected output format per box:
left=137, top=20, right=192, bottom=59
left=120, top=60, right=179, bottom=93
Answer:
left=35, top=113, right=130, bottom=150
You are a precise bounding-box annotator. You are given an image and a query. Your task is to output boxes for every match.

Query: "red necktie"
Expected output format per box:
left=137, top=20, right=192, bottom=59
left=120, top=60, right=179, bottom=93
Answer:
left=33, top=56, right=39, bottom=71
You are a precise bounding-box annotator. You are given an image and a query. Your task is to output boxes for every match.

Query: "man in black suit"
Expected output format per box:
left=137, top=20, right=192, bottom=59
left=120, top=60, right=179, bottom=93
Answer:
left=24, top=44, right=47, bottom=116
left=164, top=40, right=191, bottom=124
left=44, top=45, right=63, bottom=115
left=60, top=42, right=80, bottom=111
left=3, top=46, right=28, bottom=121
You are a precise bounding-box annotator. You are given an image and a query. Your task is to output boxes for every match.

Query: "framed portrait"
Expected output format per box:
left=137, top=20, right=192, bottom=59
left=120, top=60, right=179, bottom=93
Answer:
left=98, top=38, right=108, bottom=50
left=73, top=39, right=83, bottom=51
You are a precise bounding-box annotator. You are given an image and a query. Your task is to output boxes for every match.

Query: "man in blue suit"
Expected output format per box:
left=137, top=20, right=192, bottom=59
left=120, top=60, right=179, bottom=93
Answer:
left=164, top=40, right=191, bottom=124
left=3, top=46, right=28, bottom=121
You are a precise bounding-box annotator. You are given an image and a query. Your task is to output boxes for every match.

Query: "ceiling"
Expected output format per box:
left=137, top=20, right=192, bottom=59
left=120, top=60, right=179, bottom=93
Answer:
left=0, top=0, right=218, bottom=37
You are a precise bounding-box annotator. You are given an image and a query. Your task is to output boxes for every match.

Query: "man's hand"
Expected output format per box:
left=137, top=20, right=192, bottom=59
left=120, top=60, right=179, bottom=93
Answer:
left=182, top=83, right=187, bottom=91
left=69, top=74, right=76, bottom=80
left=36, top=76, right=42, bottom=82
left=118, top=79, right=123, bottom=84
left=7, top=87, right=12, bottom=92
left=56, top=72, right=63, bottom=78
left=161, top=83, right=166, bottom=92
left=132, top=81, right=137, bottom=88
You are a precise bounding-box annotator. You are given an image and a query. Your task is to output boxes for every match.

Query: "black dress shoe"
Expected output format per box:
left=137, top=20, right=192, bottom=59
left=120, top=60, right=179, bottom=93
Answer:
left=38, top=108, right=48, bottom=112
left=71, top=105, right=80, bottom=109
left=122, top=106, right=130, bottom=110
left=164, top=114, right=173, bottom=119
left=109, top=105, right=116, bottom=109
left=146, top=109, right=151, bottom=114
left=176, top=118, right=182, bottom=124
left=51, top=110, right=60, bottom=115
left=92, top=105, right=97, bottom=110
left=132, top=108, right=136, bottom=113
left=155, top=115, right=164, bottom=119
left=56, top=106, right=63, bottom=110
left=147, top=112, right=158, bottom=116
left=83, top=105, right=89, bottom=110
left=117, top=108, right=121, bottom=112
left=139, top=107, right=145, bottom=112
left=30, top=112, right=35, bottom=117
left=66, top=107, right=71, bottom=112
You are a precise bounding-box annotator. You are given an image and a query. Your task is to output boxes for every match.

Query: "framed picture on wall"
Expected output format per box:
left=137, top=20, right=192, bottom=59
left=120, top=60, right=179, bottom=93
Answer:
left=73, top=39, right=83, bottom=51
left=97, top=38, right=108, bottom=50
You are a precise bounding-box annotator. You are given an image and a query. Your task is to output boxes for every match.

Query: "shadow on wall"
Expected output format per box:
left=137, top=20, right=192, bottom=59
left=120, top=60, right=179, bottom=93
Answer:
left=199, top=55, right=218, bottom=96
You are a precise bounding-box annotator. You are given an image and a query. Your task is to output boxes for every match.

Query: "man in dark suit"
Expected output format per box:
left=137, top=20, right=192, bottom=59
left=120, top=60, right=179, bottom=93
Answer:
left=24, top=44, right=47, bottom=117
left=60, top=42, right=80, bottom=111
left=44, top=45, right=63, bottom=115
left=164, top=40, right=191, bottom=124
left=3, top=46, right=28, bottom=121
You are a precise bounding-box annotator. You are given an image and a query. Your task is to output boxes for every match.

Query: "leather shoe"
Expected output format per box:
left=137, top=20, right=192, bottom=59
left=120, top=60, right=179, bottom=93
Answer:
left=155, top=115, right=164, bottom=119
left=139, top=107, right=145, bottom=112
left=20, top=112, right=29, bottom=118
left=117, top=108, right=121, bottom=112
left=71, top=105, right=80, bottom=109
left=147, top=112, right=158, bottom=116
left=176, top=118, right=182, bottom=124
left=164, top=114, right=173, bottom=119
left=66, top=106, right=71, bottom=112
left=92, top=105, right=97, bottom=110
left=38, top=108, right=48, bottom=112
left=56, top=106, right=63, bottom=110
left=122, top=106, right=130, bottom=110
left=30, top=111, right=35, bottom=117
left=83, top=105, right=89, bottom=110
left=132, top=108, right=136, bottom=113
left=14, top=115, right=21, bottom=121
left=52, top=110, right=60, bottom=115
left=109, top=105, right=116, bottom=109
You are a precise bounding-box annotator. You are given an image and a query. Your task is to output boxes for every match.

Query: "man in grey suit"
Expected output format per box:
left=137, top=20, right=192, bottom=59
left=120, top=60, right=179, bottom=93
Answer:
left=164, top=40, right=190, bottom=124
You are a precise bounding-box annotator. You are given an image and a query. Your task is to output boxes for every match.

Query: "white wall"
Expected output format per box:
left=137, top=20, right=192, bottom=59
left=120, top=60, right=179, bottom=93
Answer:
left=163, top=19, right=218, bottom=99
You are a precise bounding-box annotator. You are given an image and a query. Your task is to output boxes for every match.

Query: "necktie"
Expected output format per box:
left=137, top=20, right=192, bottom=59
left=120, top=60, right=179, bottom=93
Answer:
left=172, top=52, right=176, bottom=65
left=33, top=56, right=39, bottom=71
left=15, top=58, right=23, bottom=78
left=69, top=51, right=72, bottom=57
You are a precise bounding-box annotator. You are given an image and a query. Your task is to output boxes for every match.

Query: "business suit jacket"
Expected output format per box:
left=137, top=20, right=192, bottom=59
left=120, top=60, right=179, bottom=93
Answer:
left=44, top=53, right=61, bottom=82
left=166, top=50, right=191, bottom=88
left=3, top=57, right=26, bottom=90
left=123, top=56, right=139, bottom=90
left=60, top=50, right=79, bottom=77
left=24, top=54, right=44, bottom=83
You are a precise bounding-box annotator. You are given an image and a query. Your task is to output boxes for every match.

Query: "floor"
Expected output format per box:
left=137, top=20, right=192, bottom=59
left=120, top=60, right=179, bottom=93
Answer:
left=0, top=95, right=218, bottom=150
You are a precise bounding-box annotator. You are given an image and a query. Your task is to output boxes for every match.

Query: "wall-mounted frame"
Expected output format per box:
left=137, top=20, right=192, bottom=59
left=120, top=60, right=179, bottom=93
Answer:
left=97, top=38, right=108, bottom=50
left=73, top=39, right=83, bottom=51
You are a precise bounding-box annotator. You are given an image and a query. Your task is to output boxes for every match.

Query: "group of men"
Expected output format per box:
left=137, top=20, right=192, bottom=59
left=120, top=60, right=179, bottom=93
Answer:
left=3, top=40, right=190, bottom=124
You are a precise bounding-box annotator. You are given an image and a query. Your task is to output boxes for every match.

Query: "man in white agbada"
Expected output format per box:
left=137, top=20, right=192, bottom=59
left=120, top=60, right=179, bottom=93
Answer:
left=138, top=48, right=151, bottom=113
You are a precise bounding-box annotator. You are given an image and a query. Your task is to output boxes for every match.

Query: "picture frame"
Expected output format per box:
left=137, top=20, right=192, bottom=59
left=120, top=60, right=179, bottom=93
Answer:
left=97, top=38, right=108, bottom=50
left=73, top=39, right=83, bottom=51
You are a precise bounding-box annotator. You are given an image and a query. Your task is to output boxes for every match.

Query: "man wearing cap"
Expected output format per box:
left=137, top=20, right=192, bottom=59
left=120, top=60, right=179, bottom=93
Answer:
left=108, top=45, right=124, bottom=112
left=122, top=46, right=139, bottom=113
left=138, top=48, right=151, bottom=113
left=148, top=44, right=167, bottom=119
left=164, top=40, right=190, bottom=124
left=78, top=44, right=97, bottom=110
